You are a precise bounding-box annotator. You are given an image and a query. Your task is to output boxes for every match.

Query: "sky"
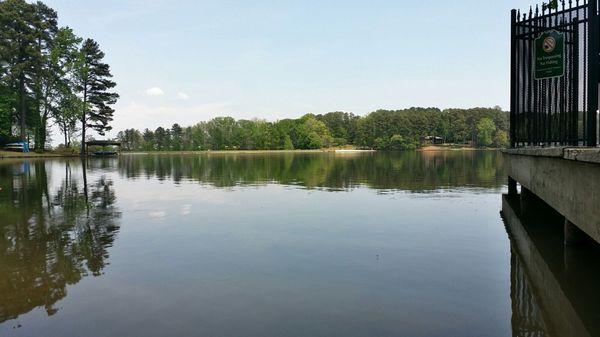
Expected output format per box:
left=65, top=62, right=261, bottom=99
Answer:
left=43, top=0, right=536, bottom=138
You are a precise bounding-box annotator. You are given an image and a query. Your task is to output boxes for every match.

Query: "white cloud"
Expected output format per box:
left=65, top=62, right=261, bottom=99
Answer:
left=177, top=92, right=190, bottom=100
left=148, top=210, right=166, bottom=219
left=180, top=204, right=192, bottom=215
left=145, top=87, right=165, bottom=96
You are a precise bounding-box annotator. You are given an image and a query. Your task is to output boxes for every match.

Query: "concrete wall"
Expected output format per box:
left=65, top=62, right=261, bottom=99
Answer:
left=505, top=152, right=600, bottom=244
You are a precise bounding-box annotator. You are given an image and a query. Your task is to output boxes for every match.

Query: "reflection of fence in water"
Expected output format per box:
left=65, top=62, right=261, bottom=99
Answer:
left=510, top=252, right=549, bottom=337
left=503, top=195, right=600, bottom=337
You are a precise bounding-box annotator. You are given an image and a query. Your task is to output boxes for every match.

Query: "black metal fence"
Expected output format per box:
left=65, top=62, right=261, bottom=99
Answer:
left=511, top=0, right=599, bottom=147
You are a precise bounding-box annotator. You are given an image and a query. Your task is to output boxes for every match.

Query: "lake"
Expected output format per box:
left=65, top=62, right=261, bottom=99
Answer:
left=0, top=151, right=594, bottom=337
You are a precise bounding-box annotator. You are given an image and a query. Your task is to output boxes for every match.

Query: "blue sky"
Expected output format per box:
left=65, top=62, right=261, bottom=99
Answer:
left=44, top=0, right=535, bottom=135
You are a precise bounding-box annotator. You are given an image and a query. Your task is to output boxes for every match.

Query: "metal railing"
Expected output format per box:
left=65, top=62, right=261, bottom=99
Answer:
left=510, top=0, right=599, bottom=147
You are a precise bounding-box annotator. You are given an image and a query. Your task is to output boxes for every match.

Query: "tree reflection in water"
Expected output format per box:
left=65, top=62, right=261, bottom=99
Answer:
left=0, top=159, right=120, bottom=323
left=116, top=151, right=506, bottom=191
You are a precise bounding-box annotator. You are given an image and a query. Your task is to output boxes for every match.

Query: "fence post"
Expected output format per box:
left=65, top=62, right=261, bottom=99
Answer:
left=587, top=0, right=599, bottom=146
left=573, top=17, right=580, bottom=145
left=510, top=9, right=517, bottom=148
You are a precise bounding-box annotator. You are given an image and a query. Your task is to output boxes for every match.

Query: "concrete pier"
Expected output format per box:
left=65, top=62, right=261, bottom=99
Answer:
left=504, top=147, right=600, bottom=245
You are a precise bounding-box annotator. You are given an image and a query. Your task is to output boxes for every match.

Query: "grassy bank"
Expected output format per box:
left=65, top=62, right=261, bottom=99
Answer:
left=0, top=150, right=80, bottom=159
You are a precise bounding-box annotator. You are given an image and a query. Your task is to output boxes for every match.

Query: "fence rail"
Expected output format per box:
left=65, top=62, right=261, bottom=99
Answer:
left=510, top=0, right=599, bottom=147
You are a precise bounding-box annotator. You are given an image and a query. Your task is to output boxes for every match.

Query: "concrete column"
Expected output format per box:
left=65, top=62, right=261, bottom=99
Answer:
left=564, top=219, right=588, bottom=246
left=508, top=176, right=518, bottom=196
left=520, top=186, right=534, bottom=214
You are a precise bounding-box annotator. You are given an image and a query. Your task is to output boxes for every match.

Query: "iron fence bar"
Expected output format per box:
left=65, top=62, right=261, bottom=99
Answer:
left=511, top=1, right=591, bottom=147
left=511, top=9, right=517, bottom=147
left=573, top=17, right=580, bottom=145
left=519, top=4, right=587, bottom=23
left=587, top=0, right=599, bottom=146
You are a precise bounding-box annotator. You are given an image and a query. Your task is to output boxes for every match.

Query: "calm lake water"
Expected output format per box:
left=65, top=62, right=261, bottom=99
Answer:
left=0, top=151, right=596, bottom=337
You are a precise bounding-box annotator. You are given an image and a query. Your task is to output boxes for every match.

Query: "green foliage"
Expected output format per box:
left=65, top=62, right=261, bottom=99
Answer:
left=294, top=115, right=332, bottom=149
left=0, top=84, right=15, bottom=143
left=493, top=130, right=509, bottom=148
left=0, top=0, right=116, bottom=150
left=116, top=128, right=143, bottom=151
left=315, top=111, right=359, bottom=143
left=118, top=107, right=509, bottom=152
left=0, top=0, right=40, bottom=140
left=356, top=108, right=444, bottom=148
left=283, top=135, right=294, bottom=150
left=75, top=38, right=119, bottom=153
left=476, top=117, right=496, bottom=147
left=372, top=135, right=417, bottom=151
left=354, top=107, right=508, bottom=149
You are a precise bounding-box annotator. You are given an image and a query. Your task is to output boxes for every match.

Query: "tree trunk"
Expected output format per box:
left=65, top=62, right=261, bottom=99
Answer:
left=37, top=89, right=51, bottom=152
left=19, top=75, right=26, bottom=141
left=39, top=114, right=48, bottom=151
left=63, top=123, right=68, bottom=147
left=80, top=86, right=87, bottom=156
left=80, top=116, right=86, bottom=155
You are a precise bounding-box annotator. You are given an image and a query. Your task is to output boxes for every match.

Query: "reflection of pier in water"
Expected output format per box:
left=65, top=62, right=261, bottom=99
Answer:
left=502, top=195, right=600, bottom=337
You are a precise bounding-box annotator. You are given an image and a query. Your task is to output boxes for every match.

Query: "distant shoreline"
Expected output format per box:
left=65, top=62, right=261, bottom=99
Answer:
left=0, top=147, right=503, bottom=159
left=121, top=149, right=377, bottom=155
left=418, top=145, right=500, bottom=152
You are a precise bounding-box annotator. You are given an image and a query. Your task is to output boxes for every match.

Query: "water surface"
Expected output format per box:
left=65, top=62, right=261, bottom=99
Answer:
left=0, top=151, right=572, bottom=337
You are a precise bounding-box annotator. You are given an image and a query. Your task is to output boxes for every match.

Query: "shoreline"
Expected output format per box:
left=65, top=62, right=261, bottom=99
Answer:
left=0, top=147, right=500, bottom=159
left=417, top=146, right=499, bottom=152
left=0, top=151, right=80, bottom=159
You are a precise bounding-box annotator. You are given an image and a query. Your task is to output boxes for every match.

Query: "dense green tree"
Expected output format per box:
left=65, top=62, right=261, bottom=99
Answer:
left=118, top=106, right=509, bottom=152
left=476, top=118, right=496, bottom=147
left=0, top=84, right=15, bottom=143
left=170, top=123, right=183, bottom=150
left=315, top=111, right=359, bottom=145
left=142, top=128, right=155, bottom=151
left=0, top=1, right=116, bottom=150
left=31, top=1, right=58, bottom=150
left=206, top=117, right=237, bottom=150
left=0, top=0, right=39, bottom=140
left=116, top=128, right=142, bottom=151
left=444, top=107, right=508, bottom=144
left=493, top=130, right=509, bottom=148
left=153, top=126, right=169, bottom=150
left=293, top=115, right=332, bottom=149
left=46, top=27, right=81, bottom=147
left=283, top=134, right=294, bottom=150
left=54, top=92, right=81, bottom=147
left=74, top=38, right=118, bottom=154
left=189, top=123, right=207, bottom=150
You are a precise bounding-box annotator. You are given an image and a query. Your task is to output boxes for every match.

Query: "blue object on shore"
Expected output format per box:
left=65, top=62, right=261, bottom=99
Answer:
left=5, top=142, right=30, bottom=153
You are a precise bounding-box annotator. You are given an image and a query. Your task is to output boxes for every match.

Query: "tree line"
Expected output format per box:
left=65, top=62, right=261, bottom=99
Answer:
left=117, top=107, right=509, bottom=151
left=0, top=0, right=118, bottom=154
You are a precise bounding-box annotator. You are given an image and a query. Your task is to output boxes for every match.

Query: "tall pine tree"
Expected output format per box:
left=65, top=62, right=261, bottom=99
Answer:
left=47, top=27, right=81, bottom=148
left=32, top=1, right=58, bottom=150
left=0, top=0, right=38, bottom=141
left=75, top=38, right=118, bottom=155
